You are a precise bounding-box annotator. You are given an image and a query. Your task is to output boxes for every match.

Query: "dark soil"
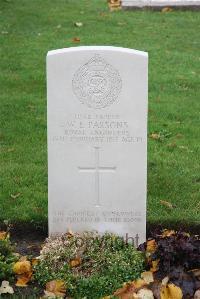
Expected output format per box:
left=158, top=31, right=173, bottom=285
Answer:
left=12, top=234, right=45, bottom=257
left=3, top=221, right=200, bottom=256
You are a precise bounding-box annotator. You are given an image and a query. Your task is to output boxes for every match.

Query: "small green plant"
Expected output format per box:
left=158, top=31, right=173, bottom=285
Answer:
left=0, top=233, right=17, bottom=281
left=34, top=232, right=145, bottom=299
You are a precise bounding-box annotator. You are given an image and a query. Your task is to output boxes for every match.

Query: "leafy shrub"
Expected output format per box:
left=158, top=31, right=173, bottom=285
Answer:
left=0, top=234, right=17, bottom=281
left=154, top=232, right=200, bottom=273
left=34, top=232, right=145, bottom=298
left=139, top=230, right=200, bottom=275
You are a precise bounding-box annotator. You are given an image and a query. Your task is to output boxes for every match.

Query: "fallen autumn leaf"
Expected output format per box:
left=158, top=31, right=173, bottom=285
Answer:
left=72, top=37, right=80, bottom=42
left=74, top=22, right=83, bottom=27
left=160, top=200, right=175, bottom=209
left=162, top=7, right=173, bottom=12
left=45, top=280, right=66, bottom=297
left=0, top=281, right=14, bottom=295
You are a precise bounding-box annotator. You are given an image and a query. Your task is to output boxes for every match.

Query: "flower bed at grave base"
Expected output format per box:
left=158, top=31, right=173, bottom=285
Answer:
left=0, top=230, right=199, bottom=298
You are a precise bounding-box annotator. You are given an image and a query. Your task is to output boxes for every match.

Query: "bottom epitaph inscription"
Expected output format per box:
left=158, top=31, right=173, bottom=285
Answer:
left=52, top=210, right=142, bottom=225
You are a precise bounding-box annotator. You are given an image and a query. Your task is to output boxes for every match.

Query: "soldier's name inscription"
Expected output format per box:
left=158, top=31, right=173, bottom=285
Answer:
left=51, top=113, right=143, bottom=144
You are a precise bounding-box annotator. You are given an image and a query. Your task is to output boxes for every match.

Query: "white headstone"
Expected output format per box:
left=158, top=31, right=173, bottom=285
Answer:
left=47, top=46, right=148, bottom=245
left=122, top=0, right=200, bottom=8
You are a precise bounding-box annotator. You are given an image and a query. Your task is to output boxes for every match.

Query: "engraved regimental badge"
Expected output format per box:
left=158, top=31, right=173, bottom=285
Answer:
left=72, top=54, right=122, bottom=109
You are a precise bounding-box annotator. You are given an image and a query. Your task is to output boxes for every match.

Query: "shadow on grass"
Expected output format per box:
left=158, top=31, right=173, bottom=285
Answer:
left=0, top=220, right=199, bottom=241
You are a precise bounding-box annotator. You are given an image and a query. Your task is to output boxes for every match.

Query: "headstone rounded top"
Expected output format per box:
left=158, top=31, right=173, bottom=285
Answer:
left=72, top=54, right=122, bottom=109
left=47, top=46, right=148, bottom=58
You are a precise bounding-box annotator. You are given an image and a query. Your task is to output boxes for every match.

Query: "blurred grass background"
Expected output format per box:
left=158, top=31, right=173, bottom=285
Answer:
left=0, top=0, right=199, bottom=231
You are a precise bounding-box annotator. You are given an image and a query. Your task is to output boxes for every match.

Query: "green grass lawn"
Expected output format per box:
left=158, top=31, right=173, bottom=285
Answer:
left=0, top=0, right=199, bottom=231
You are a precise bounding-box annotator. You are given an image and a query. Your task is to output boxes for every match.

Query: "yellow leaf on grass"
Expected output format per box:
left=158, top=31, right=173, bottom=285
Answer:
left=162, top=7, right=173, bottom=12
left=160, top=283, right=183, bottom=299
left=46, top=280, right=66, bottom=297
left=150, top=133, right=160, bottom=140
left=70, top=257, right=81, bottom=267
left=74, top=22, right=83, bottom=27
left=10, top=193, right=21, bottom=199
left=72, top=37, right=80, bottom=42
left=108, top=0, right=121, bottom=11
left=160, top=200, right=174, bottom=209
left=0, top=231, right=7, bottom=240
left=146, top=239, right=157, bottom=253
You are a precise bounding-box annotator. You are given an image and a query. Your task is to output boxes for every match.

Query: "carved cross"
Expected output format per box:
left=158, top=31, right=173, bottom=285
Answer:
left=78, top=147, right=116, bottom=207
